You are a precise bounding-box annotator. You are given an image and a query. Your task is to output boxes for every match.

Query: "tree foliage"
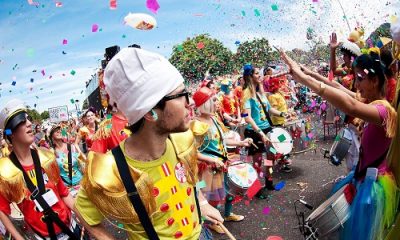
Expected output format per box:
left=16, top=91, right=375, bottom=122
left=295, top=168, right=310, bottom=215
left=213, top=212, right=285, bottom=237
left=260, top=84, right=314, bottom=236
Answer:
left=233, top=38, right=278, bottom=69
left=40, top=110, right=49, bottom=120
left=169, top=34, right=234, bottom=83
left=26, top=108, right=42, bottom=123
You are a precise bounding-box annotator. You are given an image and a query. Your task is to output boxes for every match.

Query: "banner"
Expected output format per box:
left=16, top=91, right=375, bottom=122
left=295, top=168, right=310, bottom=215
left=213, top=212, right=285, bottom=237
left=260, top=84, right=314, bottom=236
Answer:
left=48, top=105, right=69, bottom=123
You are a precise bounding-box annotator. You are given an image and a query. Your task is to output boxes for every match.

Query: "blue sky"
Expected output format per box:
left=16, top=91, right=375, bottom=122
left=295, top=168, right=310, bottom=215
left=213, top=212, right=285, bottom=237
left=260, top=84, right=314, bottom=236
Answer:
left=0, top=0, right=399, bottom=113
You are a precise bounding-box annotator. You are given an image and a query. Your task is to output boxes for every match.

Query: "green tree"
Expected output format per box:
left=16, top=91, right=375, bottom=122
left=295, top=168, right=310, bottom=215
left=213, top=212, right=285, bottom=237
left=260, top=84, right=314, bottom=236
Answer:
left=233, top=38, right=278, bottom=69
left=40, top=110, right=49, bottom=120
left=169, top=34, right=234, bottom=83
left=26, top=108, right=42, bottom=123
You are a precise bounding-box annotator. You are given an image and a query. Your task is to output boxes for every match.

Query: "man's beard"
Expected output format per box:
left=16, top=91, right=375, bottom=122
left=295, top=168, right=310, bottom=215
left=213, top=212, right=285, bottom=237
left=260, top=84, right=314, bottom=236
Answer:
left=155, top=112, right=188, bottom=135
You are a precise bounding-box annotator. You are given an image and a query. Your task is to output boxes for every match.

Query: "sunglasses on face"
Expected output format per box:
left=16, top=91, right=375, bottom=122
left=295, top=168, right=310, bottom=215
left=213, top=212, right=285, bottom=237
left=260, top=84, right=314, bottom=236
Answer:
left=160, top=90, right=191, bottom=105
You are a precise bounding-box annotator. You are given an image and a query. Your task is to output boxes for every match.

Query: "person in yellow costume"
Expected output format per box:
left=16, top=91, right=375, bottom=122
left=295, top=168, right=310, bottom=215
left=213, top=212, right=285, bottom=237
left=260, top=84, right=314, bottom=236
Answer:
left=74, top=48, right=223, bottom=240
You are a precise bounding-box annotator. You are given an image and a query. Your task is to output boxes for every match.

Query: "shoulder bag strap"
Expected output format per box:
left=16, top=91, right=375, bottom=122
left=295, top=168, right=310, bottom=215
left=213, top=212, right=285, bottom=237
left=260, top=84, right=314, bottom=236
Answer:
left=255, top=93, right=274, bottom=127
left=111, top=146, right=160, bottom=240
left=67, top=144, right=73, bottom=186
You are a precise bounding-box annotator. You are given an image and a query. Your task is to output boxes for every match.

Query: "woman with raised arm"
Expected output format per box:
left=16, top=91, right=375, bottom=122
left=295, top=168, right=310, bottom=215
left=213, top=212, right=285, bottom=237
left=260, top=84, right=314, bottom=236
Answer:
left=280, top=49, right=398, bottom=240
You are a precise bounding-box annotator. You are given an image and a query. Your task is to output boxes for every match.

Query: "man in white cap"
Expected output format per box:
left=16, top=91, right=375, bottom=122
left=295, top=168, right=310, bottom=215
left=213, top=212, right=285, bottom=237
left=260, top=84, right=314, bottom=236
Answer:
left=0, top=99, right=81, bottom=240
left=74, top=48, right=223, bottom=239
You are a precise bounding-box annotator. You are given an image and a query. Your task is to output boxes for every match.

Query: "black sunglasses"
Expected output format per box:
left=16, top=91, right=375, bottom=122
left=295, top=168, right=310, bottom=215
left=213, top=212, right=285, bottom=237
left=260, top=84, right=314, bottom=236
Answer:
left=160, top=91, right=190, bottom=105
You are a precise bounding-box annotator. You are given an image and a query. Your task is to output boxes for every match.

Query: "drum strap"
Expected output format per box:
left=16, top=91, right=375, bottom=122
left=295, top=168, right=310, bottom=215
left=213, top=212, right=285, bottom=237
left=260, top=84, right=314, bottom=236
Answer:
left=9, top=150, right=78, bottom=240
left=201, top=149, right=228, bottom=162
left=67, top=144, right=73, bottom=186
left=210, top=117, right=228, bottom=160
left=255, top=93, right=274, bottom=127
left=354, top=148, right=389, bottom=180
left=111, top=146, right=160, bottom=240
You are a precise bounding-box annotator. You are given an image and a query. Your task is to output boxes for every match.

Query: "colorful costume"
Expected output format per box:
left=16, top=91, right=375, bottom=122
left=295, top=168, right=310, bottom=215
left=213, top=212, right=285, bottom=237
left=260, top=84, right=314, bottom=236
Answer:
left=267, top=92, right=287, bottom=126
left=75, top=130, right=201, bottom=239
left=54, top=145, right=85, bottom=195
left=192, top=118, right=227, bottom=207
left=77, top=126, right=95, bottom=151
left=332, top=100, right=398, bottom=240
left=0, top=148, right=72, bottom=238
left=91, top=114, right=130, bottom=153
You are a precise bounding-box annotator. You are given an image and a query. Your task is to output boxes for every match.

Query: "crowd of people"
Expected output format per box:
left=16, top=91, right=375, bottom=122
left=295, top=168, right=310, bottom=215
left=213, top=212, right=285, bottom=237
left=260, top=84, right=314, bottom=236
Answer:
left=0, top=24, right=399, bottom=240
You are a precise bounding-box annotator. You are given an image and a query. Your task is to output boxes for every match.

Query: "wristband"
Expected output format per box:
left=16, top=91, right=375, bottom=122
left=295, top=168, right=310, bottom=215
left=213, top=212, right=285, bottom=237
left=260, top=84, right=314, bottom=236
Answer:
left=199, top=200, right=208, bottom=206
left=256, top=128, right=262, bottom=133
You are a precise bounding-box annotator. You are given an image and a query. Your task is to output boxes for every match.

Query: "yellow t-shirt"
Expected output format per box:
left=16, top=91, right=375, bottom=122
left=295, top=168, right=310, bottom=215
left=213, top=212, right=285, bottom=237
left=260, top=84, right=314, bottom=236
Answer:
left=75, top=139, right=201, bottom=239
left=268, top=92, right=287, bottom=125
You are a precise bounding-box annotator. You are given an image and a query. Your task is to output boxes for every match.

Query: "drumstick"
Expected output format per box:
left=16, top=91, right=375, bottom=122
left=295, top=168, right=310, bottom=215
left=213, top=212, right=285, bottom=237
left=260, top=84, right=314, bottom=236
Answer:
left=217, top=222, right=237, bottom=240
left=251, top=142, right=259, bottom=149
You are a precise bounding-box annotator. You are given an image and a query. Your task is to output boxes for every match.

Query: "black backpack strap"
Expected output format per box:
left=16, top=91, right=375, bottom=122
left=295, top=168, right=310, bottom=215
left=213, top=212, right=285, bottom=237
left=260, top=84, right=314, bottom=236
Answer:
left=67, top=144, right=73, bottom=186
left=255, top=93, right=274, bottom=127
left=111, top=146, right=160, bottom=240
left=9, top=150, right=77, bottom=240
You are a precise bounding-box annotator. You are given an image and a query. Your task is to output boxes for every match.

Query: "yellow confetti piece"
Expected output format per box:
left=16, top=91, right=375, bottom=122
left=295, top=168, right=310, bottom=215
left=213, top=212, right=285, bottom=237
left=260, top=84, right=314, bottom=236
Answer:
left=390, top=15, right=398, bottom=24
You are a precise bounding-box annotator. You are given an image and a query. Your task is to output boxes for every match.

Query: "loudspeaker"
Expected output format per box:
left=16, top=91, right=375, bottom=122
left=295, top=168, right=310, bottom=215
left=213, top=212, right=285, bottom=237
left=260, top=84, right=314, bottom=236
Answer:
left=105, top=45, right=120, bottom=61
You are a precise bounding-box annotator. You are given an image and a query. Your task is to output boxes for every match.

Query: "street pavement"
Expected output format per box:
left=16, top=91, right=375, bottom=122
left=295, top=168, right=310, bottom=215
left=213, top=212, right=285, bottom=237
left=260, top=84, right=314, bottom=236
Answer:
left=213, top=139, right=347, bottom=240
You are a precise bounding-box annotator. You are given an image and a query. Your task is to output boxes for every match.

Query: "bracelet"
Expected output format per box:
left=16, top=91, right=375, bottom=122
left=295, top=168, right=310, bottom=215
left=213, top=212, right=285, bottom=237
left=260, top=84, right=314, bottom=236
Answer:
left=199, top=200, right=208, bottom=206
left=318, top=82, right=326, bottom=96
left=256, top=128, right=262, bottom=133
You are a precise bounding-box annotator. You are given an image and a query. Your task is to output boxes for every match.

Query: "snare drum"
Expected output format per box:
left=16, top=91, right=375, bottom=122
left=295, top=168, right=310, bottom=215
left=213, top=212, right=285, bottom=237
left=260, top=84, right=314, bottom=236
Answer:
left=266, top=127, right=293, bottom=155
left=329, top=128, right=352, bottom=166
left=305, top=184, right=354, bottom=238
left=226, top=162, right=258, bottom=196
left=285, top=119, right=306, bottom=152
left=224, top=130, right=241, bottom=153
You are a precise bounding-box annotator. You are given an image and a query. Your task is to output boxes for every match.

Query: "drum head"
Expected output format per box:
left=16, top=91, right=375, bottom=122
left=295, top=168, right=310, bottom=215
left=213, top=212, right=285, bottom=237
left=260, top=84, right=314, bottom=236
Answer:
left=225, top=130, right=241, bottom=149
left=267, top=127, right=293, bottom=155
left=227, top=163, right=257, bottom=188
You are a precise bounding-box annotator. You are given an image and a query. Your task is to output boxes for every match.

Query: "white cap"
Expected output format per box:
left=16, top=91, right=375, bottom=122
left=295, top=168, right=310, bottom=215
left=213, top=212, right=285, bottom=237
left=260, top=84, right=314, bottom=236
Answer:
left=0, top=99, right=26, bottom=130
left=104, top=48, right=184, bottom=125
left=341, top=40, right=362, bottom=57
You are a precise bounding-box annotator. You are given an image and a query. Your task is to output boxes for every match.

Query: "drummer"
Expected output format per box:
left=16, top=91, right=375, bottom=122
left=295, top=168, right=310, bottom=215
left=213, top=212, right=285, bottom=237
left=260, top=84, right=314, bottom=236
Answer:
left=191, top=87, right=253, bottom=234
left=241, top=64, right=288, bottom=199
left=280, top=49, right=398, bottom=239
left=267, top=76, right=292, bottom=172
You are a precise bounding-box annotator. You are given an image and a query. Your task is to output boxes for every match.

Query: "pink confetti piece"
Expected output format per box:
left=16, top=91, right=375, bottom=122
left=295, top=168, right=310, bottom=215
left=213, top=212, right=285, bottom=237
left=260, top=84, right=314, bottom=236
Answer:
left=262, top=207, right=271, bottom=215
left=55, top=2, right=62, bottom=7
left=41, top=69, right=45, bottom=76
left=363, top=69, right=369, bottom=74
left=146, top=0, right=160, bottom=14
left=307, top=133, right=314, bottom=138
left=92, top=24, right=99, bottom=32
left=110, top=0, right=116, bottom=9
left=62, top=39, right=68, bottom=45
left=312, top=0, right=319, bottom=2
left=27, top=0, right=39, bottom=6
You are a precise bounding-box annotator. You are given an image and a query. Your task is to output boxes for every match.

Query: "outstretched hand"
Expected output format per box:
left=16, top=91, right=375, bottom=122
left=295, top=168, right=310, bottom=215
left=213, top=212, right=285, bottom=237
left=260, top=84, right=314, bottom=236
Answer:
left=277, top=48, right=304, bottom=81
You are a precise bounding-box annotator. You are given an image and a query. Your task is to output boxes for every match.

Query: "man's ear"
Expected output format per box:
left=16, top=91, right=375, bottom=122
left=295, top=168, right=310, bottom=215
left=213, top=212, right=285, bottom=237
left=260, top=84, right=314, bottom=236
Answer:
left=143, top=110, right=158, bottom=122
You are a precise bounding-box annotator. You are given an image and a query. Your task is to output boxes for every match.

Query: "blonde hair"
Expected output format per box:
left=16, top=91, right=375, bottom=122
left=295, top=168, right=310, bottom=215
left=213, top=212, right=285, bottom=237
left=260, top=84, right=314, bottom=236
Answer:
left=197, top=98, right=214, bottom=115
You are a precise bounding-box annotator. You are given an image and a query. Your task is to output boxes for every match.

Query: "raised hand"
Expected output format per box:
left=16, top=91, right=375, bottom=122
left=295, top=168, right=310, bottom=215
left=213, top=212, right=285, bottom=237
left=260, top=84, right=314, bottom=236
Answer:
left=330, top=32, right=340, bottom=49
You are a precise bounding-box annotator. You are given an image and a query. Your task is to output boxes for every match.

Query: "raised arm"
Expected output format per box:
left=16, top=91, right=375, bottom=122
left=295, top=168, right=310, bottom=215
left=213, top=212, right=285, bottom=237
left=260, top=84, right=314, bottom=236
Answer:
left=280, top=49, right=383, bottom=125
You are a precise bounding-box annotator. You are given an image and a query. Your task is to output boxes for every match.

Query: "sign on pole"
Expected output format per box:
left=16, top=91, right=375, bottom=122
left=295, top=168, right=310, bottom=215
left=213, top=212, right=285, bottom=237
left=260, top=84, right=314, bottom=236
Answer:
left=48, top=106, right=69, bottom=123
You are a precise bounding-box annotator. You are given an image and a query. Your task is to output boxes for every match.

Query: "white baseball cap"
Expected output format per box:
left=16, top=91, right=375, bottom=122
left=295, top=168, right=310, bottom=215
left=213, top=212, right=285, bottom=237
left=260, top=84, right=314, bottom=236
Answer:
left=104, top=48, right=184, bottom=125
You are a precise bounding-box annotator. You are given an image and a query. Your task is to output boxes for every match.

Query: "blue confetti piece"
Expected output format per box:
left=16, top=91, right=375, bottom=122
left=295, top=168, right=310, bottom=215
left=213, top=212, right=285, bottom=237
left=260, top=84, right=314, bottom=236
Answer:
left=5, top=129, right=12, bottom=135
left=11, top=81, right=16, bottom=86
left=274, top=181, right=286, bottom=191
